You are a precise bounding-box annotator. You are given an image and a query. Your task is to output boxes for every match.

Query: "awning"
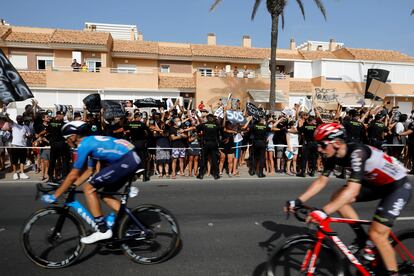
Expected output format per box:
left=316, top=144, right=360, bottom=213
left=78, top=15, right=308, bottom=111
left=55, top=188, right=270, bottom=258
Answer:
left=248, top=90, right=288, bottom=103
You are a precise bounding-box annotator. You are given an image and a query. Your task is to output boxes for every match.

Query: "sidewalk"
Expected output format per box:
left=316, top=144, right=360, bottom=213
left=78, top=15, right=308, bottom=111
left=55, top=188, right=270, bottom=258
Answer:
left=0, top=165, right=314, bottom=182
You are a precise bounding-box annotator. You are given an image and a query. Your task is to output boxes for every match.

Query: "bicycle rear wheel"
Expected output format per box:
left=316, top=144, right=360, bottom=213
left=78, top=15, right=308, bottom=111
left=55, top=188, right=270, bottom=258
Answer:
left=392, top=229, right=414, bottom=274
left=21, top=207, right=86, bottom=268
left=267, top=234, right=345, bottom=276
left=119, top=204, right=181, bottom=264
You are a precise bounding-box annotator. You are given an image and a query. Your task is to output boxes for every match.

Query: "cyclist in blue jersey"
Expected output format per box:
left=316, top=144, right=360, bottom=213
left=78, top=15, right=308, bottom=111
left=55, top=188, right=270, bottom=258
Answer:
left=41, top=121, right=142, bottom=244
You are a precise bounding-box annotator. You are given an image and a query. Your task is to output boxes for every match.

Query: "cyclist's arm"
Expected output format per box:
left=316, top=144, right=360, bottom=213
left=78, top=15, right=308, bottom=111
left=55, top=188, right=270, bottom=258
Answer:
left=73, top=167, right=95, bottom=186
left=322, top=181, right=361, bottom=215
left=54, top=168, right=81, bottom=198
left=298, top=175, right=329, bottom=203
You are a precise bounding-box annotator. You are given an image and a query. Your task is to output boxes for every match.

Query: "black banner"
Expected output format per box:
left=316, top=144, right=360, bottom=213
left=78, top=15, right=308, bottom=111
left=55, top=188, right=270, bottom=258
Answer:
left=83, top=93, right=101, bottom=113
left=365, top=69, right=390, bottom=99
left=0, top=49, right=34, bottom=104
left=101, top=100, right=125, bottom=120
left=54, top=104, right=72, bottom=113
left=246, top=102, right=264, bottom=120
left=134, top=98, right=164, bottom=108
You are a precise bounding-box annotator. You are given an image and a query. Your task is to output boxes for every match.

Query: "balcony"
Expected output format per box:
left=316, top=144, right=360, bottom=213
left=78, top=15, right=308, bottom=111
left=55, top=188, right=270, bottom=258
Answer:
left=44, top=67, right=159, bottom=89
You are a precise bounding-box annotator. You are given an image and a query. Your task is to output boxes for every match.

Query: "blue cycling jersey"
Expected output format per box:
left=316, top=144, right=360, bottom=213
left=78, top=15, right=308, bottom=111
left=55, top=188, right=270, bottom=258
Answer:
left=73, top=136, right=135, bottom=170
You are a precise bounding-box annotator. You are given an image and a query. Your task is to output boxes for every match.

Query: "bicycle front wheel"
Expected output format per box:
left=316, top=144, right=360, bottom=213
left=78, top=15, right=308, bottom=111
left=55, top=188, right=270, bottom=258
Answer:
left=21, top=207, right=86, bottom=268
left=267, top=234, right=345, bottom=276
left=119, top=204, right=181, bottom=264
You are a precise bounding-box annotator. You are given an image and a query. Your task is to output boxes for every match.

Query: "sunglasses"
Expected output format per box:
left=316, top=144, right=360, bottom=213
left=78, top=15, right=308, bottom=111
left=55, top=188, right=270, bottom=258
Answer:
left=317, top=140, right=333, bottom=149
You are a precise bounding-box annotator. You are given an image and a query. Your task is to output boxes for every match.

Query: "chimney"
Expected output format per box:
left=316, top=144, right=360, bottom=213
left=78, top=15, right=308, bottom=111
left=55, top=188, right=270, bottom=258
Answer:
left=289, top=38, right=296, bottom=50
left=329, top=39, right=337, bottom=51
left=137, top=31, right=143, bottom=41
left=207, top=33, right=216, bottom=46
left=242, top=35, right=251, bottom=48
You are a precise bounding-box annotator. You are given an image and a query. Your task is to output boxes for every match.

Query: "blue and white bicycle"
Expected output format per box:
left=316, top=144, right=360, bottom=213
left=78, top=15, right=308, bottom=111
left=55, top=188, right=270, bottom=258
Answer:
left=21, top=177, right=181, bottom=268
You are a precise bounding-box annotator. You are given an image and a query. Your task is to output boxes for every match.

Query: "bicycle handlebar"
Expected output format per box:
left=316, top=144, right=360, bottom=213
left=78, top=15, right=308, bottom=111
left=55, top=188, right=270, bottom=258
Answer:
left=286, top=205, right=338, bottom=236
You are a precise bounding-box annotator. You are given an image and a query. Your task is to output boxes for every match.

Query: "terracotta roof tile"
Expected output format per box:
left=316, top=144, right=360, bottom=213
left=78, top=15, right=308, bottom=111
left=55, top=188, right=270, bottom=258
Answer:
left=191, top=44, right=269, bottom=59
left=159, top=46, right=192, bottom=56
left=19, top=71, right=46, bottom=86
left=5, top=31, right=51, bottom=44
left=113, top=40, right=158, bottom=54
left=300, top=50, right=337, bottom=60
left=345, top=48, right=414, bottom=62
left=0, top=27, right=11, bottom=39
left=290, top=81, right=313, bottom=92
left=159, top=76, right=195, bottom=89
left=50, top=30, right=110, bottom=45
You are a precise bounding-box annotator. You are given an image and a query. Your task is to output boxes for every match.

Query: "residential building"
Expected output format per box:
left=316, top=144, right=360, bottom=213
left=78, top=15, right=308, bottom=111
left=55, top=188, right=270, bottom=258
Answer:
left=1, top=22, right=414, bottom=114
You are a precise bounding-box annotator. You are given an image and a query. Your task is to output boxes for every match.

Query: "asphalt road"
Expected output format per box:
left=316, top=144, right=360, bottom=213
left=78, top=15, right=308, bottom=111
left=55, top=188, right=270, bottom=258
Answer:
left=1, top=176, right=414, bottom=276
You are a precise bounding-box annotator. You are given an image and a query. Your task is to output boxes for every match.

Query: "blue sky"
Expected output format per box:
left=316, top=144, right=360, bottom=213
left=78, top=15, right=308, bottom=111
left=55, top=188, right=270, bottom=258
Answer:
left=2, top=0, right=414, bottom=56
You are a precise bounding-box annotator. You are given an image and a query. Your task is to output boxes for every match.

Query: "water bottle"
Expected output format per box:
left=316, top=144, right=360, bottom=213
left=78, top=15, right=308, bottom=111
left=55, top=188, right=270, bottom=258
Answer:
left=105, top=212, right=116, bottom=228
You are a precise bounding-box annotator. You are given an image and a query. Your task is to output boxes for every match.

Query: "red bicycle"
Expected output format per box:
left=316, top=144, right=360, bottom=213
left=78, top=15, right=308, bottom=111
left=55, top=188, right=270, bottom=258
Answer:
left=266, top=206, right=414, bottom=275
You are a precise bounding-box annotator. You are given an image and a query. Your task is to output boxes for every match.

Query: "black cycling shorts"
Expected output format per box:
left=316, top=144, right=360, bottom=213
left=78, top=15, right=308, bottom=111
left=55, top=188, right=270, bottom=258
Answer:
left=355, top=177, right=412, bottom=227
left=89, top=151, right=141, bottom=192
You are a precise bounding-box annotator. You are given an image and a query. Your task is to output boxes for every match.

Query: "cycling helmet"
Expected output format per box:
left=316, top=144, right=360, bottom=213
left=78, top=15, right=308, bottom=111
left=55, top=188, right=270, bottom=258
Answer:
left=61, top=121, right=89, bottom=139
left=314, top=122, right=346, bottom=142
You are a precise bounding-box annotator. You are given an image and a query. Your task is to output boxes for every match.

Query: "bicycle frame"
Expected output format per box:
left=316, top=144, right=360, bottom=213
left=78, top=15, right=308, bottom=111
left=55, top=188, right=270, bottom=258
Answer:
left=57, top=178, right=151, bottom=240
left=302, top=217, right=414, bottom=276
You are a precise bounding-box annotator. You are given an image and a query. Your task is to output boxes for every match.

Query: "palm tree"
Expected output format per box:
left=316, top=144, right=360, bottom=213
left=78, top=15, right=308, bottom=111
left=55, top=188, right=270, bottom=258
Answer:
left=211, top=0, right=327, bottom=111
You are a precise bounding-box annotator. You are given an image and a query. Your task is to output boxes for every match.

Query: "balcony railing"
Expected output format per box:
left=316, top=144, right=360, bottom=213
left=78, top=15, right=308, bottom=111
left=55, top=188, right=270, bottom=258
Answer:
left=52, top=66, right=100, bottom=73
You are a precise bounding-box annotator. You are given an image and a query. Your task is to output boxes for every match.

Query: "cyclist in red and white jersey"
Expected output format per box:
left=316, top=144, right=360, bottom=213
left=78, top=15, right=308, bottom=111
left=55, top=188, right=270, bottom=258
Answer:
left=286, top=122, right=412, bottom=276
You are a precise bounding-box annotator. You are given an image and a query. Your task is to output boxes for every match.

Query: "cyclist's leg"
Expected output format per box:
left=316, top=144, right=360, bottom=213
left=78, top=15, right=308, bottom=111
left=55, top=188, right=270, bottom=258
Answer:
left=101, top=195, right=121, bottom=212
left=369, top=178, right=412, bottom=273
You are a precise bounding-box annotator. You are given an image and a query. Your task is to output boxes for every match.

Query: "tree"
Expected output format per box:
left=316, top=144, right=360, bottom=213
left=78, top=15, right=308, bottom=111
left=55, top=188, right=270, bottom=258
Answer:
left=211, top=0, right=327, bottom=111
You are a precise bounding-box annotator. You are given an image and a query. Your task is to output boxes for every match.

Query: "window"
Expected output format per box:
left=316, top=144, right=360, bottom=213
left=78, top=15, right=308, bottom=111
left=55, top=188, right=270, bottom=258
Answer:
left=9, top=55, right=28, bottom=70
left=86, top=59, right=101, bottom=72
left=37, top=56, right=54, bottom=70
left=198, top=68, right=212, bottom=77
left=160, top=65, right=170, bottom=73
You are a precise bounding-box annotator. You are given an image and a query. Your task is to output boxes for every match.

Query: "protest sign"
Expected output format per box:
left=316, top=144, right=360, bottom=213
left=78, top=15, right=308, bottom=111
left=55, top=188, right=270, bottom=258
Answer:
left=365, top=68, right=389, bottom=100
left=83, top=93, right=101, bottom=112
left=0, top=49, right=34, bottom=104
left=246, top=102, right=264, bottom=120
left=367, top=79, right=391, bottom=102
left=101, top=100, right=125, bottom=120
left=226, top=110, right=246, bottom=124
left=214, top=106, right=224, bottom=118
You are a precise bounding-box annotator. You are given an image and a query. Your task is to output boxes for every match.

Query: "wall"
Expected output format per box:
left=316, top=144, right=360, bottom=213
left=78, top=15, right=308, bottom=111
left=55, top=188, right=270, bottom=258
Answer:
left=45, top=67, right=159, bottom=89
left=53, top=50, right=73, bottom=67
left=112, top=58, right=158, bottom=71
left=195, top=72, right=289, bottom=108
left=9, top=48, right=53, bottom=71
left=158, top=60, right=192, bottom=73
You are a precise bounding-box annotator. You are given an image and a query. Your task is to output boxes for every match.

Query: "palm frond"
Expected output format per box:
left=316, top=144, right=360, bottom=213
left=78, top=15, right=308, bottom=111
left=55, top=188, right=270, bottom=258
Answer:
left=210, top=0, right=222, bottom=12
left=313, top=0, right=327, bottom=20
left=411, top=9, right=414, bottom=16
left=295, top=0, right=306, bottom=20
left=281, top=12, right=285, bottom=30
left=251, top=0, right=263, bottom=20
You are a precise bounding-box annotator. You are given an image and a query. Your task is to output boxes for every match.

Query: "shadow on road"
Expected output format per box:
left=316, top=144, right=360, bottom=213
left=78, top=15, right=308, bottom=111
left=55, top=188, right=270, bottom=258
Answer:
left=251, top=220, right=311, bottom=276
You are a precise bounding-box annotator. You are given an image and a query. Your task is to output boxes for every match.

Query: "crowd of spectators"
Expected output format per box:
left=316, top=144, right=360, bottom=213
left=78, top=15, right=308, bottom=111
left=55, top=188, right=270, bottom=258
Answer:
left=0, top=97, right=413, bottom=182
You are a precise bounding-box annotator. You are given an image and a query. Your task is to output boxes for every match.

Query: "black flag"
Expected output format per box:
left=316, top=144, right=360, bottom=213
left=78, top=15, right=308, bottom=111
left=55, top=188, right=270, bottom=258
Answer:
left=365, top=69, right=390, bottom=100
left=0, top=49, right=34, bottom=104
left=83, top=93, right=101, bottom=113
left=133, top=98, right=164, bottom=108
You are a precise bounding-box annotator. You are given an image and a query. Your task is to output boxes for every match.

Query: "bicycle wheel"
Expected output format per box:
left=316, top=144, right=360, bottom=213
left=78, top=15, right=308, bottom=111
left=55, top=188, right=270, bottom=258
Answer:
left=119, top=204, right=181, bottom=264
left=392, top=229, right=414, bottom=274
left=267, top=234, right=345, bottom=276
left=21, top=207, right=86, bottom=268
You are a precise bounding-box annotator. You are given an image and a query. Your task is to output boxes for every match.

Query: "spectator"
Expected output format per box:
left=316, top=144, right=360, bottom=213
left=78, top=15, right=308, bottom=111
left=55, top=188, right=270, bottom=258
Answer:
left=71, top=59, right=81, bottom=72
left=5, top=115, right=32, bottom=180
left=198, top=101, right=205, bottom=111
left=233, top=66, right=239, bottom=77
left=170, top=117, right=187, bottom=179
left=81, top=62, right=88, bottom=72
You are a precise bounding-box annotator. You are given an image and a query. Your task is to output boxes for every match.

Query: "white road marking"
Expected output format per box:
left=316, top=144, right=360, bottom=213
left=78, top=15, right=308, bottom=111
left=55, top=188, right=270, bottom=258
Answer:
left=397, top=217, right=414, bottom=221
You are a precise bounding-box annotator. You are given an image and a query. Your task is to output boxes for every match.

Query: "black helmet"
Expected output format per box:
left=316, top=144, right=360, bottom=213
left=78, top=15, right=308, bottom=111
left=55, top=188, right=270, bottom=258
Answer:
left=61, top=121, right=89, bottom=139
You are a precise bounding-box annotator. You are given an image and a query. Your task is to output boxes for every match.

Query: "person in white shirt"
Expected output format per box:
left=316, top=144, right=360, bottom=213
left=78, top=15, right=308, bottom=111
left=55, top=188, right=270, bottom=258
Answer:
left=285, top=120, right=299, bottom=176
left=4, top=115, right=32, bottom=180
